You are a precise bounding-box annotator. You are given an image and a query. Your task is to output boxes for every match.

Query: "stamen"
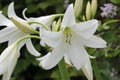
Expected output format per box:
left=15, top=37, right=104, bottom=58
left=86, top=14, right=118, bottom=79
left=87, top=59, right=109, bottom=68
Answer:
left=64, top=27, right=72, bottom=45
left=66, top=34, right=69, bottom=38
left=65, top=33, right=72, bottom=45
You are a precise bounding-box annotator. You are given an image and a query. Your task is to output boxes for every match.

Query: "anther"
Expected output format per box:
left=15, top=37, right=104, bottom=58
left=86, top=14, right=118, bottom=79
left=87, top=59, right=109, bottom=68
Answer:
left=65, top=33, right=72, bottom=45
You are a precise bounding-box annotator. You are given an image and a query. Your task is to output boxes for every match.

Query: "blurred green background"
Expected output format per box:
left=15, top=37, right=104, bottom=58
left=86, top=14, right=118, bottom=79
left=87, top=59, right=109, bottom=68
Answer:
left=0, top=0, right=120, bottom=80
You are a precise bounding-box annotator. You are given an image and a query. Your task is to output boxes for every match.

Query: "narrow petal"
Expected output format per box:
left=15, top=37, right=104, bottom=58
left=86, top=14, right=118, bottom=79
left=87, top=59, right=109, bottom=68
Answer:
left=0, top=42, right=19, bottom=80
left=22, top=8, right=28, bottom=20
left=29, top=15, right=55, bottom=29
left=0, top=44, right=17, bottom=75
left=64, top=54, right=72, bottom=65
left=83, top=36, right=107, bottom=48
left=40, top=40, right=46, bottom=47
left=29, top=15, right=54, bottom=24
left=8, top=2, right=21, bottom=20
left=8, top=2, right=17, bottom=18
left=40, top=46, right=65, bottom=70
left=73, top=20, right=98, bottom=37
left=25, top=39, right=41, bottom=56
left=0, top=13, right=14, bottom=27
left=66, top=35, right=87, bottom=70
left=40, top=27, right=62, bottom=47
left=0, top=27, right=17, bottom=43
left=0, top=58, right=8, bottom=75
left=0, top=43, right=16, bottom=63
left=81, top=55, right=93, bottom=80
left=37, top=52, right=51, bottom=61
left=61, top=4, right=76, bottom=28
left=3, top=46, right=19, bottom=80
left=8, top=30, right=27, bottom=45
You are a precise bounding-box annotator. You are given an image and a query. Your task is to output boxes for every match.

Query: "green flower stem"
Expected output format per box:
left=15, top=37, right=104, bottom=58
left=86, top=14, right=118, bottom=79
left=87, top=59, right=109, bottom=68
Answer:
left=27, top=14, right=64, bottom=31
left=16, top=35, right=40, bottom=44
left=92, top=59, right=102, bottom=80
left=28, top=20, right=49, bottom=30
left=58, top=58, right=70, bottom=80
left=54, top=14, right=64, bottom=17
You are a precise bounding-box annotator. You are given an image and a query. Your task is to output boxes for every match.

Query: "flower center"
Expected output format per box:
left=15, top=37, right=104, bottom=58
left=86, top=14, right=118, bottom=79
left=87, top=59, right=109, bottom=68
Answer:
left=64, top=27, right=72, bottom=45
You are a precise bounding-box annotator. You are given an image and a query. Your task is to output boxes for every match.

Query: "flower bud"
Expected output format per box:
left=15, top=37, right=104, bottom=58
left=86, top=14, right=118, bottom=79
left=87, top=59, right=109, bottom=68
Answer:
left=86, top=1, right=91, bottom=20
left=74, top=0, right=83, bottom=18
left=91, top=0, right=97, bottom=18
left=82, top=15, right=86, bottom=21
left=10, top=17, right=39, bottom=34
left=53, top=18, right=61, bottom=32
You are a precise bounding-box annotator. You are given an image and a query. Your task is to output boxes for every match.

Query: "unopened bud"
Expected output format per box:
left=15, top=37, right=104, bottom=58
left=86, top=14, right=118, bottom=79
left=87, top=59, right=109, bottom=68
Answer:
left=11, top=17, right=39, bottom=34
left=91, top=0, right=97, bottom=18
left=54, top=18, right=61, bottom=32
left=74, top=0, right=83, bottom=18
left=86, top=1, right=91, bottom=20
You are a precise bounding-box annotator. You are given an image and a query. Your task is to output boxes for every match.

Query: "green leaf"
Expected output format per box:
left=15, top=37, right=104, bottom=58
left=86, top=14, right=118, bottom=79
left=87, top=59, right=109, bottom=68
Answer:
left=110, top=0, right=120, bottom=4
left=103, top=20, right=119, bottom=26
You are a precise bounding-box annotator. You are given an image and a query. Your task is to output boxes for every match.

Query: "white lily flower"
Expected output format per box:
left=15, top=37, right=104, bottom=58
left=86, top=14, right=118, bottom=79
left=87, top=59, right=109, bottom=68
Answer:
left=0, top=42, right=19, bottom=80
left=20, top=3, right=63, bottom=47
left=0, top=35, right=39, bottom=80
left=39, top=4, right=107, bottom=80
left=0, top=2, right=40, bottom=56
left=0, top=2, right=57, bottom=56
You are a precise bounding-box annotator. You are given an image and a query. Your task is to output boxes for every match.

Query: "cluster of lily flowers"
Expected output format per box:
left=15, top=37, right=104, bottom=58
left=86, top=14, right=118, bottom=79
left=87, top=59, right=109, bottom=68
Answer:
left=0, top=1, right=107, bottom=80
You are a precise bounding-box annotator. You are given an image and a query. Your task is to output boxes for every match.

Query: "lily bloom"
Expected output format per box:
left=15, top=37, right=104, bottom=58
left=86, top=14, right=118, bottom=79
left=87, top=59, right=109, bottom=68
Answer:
left=0, top=42, right=19, bottom=80
left=0, top=2, right=41, bottom=56
left=0, top=2, right=59, bottom=56
left=39, top=4, right=107, bottom=80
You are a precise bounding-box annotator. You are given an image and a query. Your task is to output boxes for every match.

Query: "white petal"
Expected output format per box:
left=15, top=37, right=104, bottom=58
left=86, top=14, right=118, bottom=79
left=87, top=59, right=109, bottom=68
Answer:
left=61, top=4, right=76, bottom=28
left=8, top=30, right=27, bottom=45
left=25, top=39, right=41, bottom=56
left=0, top=58, right=8, bottom=75
left=67, top=37, right=87, bottom=70
left=0, top=43, right=16, bottom=63
left=40, top=40, right=46, bottom=47
left=29, top=15, right=54, bottom=24
left=17, top=39, right=26, bottom=52
left=29, top=15, right=55, bottom=29
left=37, top=52, right=51, bottom=61
left=83, top=36, right=107, bottom=48
left=8, top=2, right=21, bottom=20
left=3, top=46, right=19, bottom=80
left=0, top=13, right=14, bottom=27
left=89, top=55, right=96, bottom=59
left=64, top=54, right=72, bottom=65
left=8, top=2, right=16, bottom=18
left=0, top=42, right=19, bottom=80
left=22, top=8, right=28, bottom=20
left=73, top=20, right=98, bottom=37
left=40, top=27, right=62, bottom=47
left=0, top=27, right=16, bottom=43
left=81, top=55, right=93, bottom=80
left=40, top=46, right=65, bottom=70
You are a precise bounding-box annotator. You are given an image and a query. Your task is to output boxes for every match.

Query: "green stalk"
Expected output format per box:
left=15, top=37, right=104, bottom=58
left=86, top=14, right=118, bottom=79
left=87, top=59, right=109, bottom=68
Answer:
left=92, top=59, right=102, bottom=80
left=16, top=35, right=40, bottom=44
left=27, top=14, right=64, bottom=31
left=58, top=58, right=70, bottom=80
left=28, top=20, right=49, bottom=30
